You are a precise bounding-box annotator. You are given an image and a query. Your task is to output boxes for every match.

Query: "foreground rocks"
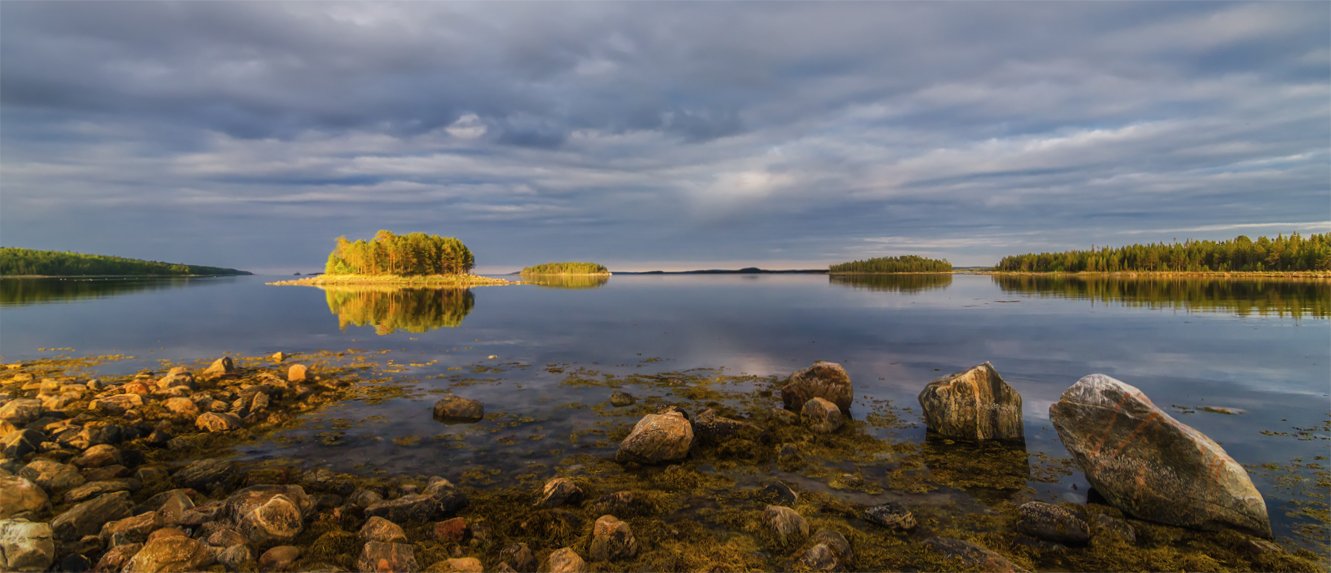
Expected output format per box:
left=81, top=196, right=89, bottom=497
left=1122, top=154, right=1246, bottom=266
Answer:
left=433, top=396, right=484, bottom=423
left=781, top=361, right=853, bottom=413
left=615, top=409, right=693, bottom=465
left=1016, top=501, right=1089, bottom=545
left=0, top=519, right=55, bottom=572
left=918, top=362, right=1023, bottom=442
left=1049, top=374, right=1271, bottom=537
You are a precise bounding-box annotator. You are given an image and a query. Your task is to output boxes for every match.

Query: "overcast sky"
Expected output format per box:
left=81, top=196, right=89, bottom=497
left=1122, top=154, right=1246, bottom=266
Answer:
left=2, top=2, right=1328, bottom=272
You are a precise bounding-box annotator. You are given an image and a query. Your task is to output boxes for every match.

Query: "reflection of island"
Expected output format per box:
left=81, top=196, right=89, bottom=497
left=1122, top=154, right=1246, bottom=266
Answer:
left=828, top=273, right=953, bottom=293
left=324, top=287, right=475, bottom=334
left=523, top=274, right=610, bottom=289
left=0, top=277, right=203, bottom=306
left=994, top=275, right=1330, bottom=319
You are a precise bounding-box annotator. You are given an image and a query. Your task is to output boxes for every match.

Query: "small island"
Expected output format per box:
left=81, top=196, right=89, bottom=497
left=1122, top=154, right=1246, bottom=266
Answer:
left=994, top=233, right=1331, bottom=276
left=270, top=230, right=514, bottom=287
left=519, top=261, right=611, bottom=277
left=829, top=255, right=952, bottom=274
left=0, top=247, right=250, bottom=277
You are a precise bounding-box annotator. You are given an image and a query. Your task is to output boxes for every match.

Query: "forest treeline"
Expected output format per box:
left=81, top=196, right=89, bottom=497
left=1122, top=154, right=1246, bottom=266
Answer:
left=324, top=287, right=474, bottom=334
left=0, top=247, right=249, bottom=277
left=995, top=233, right=1331, bottom=273
left=520, top=262, right=609, bottom=275
left=324, top=231, right=474, bottom=276
left=994, top=275, right=1330, bottom=319
left=829, top=255, right=952, bottom=274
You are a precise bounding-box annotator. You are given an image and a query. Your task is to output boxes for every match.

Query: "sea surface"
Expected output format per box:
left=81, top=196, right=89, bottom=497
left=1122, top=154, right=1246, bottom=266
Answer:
left=1, top=273, right=1328, bottom=545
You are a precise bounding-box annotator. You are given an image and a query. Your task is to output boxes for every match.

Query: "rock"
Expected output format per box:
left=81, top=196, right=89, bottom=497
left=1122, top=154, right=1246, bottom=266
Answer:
left=287, top=364, right=309, bottom=384
left=801, top=397, right=844, bottom=433
left=173, top=458, right=236, bottom=491
left=498, top=542, right=535, bottom=572
left=1016, top=501, right=1089, bottom=545
left=692, top=408, right=758, bottom=443
left=90, top=394, right=144, bottom=415
left=2, top=428, right=43, bottom=459
left=918, top=362, right=1023, bottom=442
left=781, top=361, right=853, bottom=413
left=360, top=516, right=408, bottom=543
left=432, top=517, right=469, bottom=543
left=425, top=557, right=483, bottom=573
left=258, top=545, right=302, bottom=571
left=1049, top=374, right=1271, bottom=537
left=0, top=476, right=48, bottom=519
left=100, top=512, right=157, bottom=547
left=365, top=478, right=467, bottom=523
left=95, top=543, right=141, bottom=573
left=609, top=392, right=635, bottom=407
left=615, top=410, right=693, bottom=464
left=0, top=399, right=42, bottom=426
left=536, top=477, right=583, bottom=508
left=358, top=541, right=418, bottom=573
left=1087, top=510, right=1136, bottom=545
left=588, top=515, right=638, bottom=561
left=123, top=532, right=214, bottom=573
left=763, top=505, right=809, bottom=547
left=59, top=553, right=91, bottom=572
left=161, top=397, right=199, bottom=420
left=925, top=537, right=1028, bottom=573
left=543, top=548, right=587, bottom=573
left=432, top=396, right=484, bottom=423
left=224, top=485, right=312, bottom=547
left=65, top=479, right=134, bottom=503
left=216, top=544, right=253, bottom=571
left=809, top=528, right=853, bottom=565
left=152, top=490, right=196, bottom=526
left=0, top=519, right=55, bottom=572
left=195, top=412, right=243, bottom=432
left=76, top=423, right=135, bottom=448
left=864, top=501, right=916, bottom=531
left=156, top=367, right=194, bottom=390
left=73, top=444, right=122, bottom=468
left=201, top=357, right=236, bottom=380
left=271, top=352, right=287, bottom=363
left=52, top=491, right=133, bottom=540
left=760, top=480, right=799, bottom=506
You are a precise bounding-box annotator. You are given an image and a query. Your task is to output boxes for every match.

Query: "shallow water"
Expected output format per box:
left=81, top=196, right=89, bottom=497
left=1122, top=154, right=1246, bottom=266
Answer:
left=1, top=273, right=1327, bottom=546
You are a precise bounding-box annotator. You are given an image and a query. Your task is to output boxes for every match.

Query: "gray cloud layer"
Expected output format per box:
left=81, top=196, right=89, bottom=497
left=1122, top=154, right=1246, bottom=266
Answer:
left=2, top=2, right=1327, bottom=271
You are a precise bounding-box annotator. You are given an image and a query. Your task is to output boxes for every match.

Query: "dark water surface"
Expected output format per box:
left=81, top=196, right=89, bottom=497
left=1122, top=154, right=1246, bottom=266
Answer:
left=1, top=273, right=1328, bottom=544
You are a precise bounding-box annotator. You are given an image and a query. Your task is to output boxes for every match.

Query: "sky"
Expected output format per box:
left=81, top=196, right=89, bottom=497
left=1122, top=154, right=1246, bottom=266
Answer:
left=1, top=2, right=1328, bottom=273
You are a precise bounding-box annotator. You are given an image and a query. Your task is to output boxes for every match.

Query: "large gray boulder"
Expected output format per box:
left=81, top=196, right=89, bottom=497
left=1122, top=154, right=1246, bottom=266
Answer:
left=918, top=362, right=1023, bottom=442
left=615, top=410, right=693, bottom=465
left=781, top=361, right=853, bottom=413
left=1050, top=374, right=1271, bottom=537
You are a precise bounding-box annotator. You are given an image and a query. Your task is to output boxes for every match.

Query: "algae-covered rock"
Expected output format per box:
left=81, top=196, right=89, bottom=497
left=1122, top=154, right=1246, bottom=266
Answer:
left=365, top=477, right=467, bottom=523
left=801, top=397, right=844, bottom=433
left=797, top=528, right=853, bottom=571
left=864, top=501, right=916, bottom=531
left=1049, top=374, right=1271, bottom=537
left=918, top=362, right=1023, bottom=442
left=1016, top=501, right=1089, bottom=545
left=616, top=409, right=693, bottom=464
left=432, top=396, right=484, bottom=423
left=925, top=537, right=1028, bottom=573
left=588, top=515, right=638, bottom=561
left=498, top=542, right=536, bottom=572
left=692, top=408, right=758, bottom=444
left=781, top=361, right=852, bottom=413
left=536, top=477, right=584, bottom=509
left=0, top=519, right=54, bottom=572
left=763, top=505, right=809, bottom=548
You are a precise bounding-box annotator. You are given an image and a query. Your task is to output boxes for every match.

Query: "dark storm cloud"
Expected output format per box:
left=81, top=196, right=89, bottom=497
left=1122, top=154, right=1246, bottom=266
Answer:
left=1, top=2, right=1327, bottom=270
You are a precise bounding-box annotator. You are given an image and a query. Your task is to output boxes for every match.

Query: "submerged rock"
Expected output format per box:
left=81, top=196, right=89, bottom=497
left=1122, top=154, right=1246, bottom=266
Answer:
left=432, top=396, right=484, bottom=423
left=801, top=397, right=844, bottom=433
left=781, top=361, right=853, bottom=413
left=609, top=391, right=635, bottom=407
left=1016, top=501, right=1089, bottom=545
left=258, top=545, right=302, bottom=571
left=432, top=517, right=468, bottom=543
left=0, top=519, right=55, bottom=572
left=918, top=362, right=1023, bottom=442
left=763, top=505, right=809, bottom=548
left=1049, top=374, right=1271, bottom=537
left=616, top=409, right=693, bottom=464
left=588, top=515, right=638, bottom=562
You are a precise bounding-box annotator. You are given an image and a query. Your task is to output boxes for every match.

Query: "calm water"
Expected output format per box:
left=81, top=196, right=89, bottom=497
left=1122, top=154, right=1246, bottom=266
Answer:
left=1, top=274, right=1328, bottom=543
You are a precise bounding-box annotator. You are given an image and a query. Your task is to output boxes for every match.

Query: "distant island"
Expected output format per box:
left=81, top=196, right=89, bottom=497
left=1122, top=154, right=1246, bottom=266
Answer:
left=270, top=230, right=513, bottom=287
left=520, top=261, right=611, bottom=276
left=614, top=267, right=828, bottom=275
left=829, top=255, right=952, bottom=274
left=995, top=233, right=1330, bottom=275
left=0, top=247, right=250, bottom=277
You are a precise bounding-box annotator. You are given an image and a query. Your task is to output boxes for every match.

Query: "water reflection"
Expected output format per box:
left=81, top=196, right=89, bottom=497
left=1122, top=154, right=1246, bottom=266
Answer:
left=323, top=287, right=475, bottom=334
left=828, top=273, right=953, bottom=293
left=0, top=277, right=199, bottom=306
left=993, top=275, right=1331, bottom=319
left=523, top=274, right=610, bottom=289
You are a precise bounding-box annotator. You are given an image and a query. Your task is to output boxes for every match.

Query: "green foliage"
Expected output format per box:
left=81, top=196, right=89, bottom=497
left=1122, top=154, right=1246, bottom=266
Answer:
left=829, top=255, right=952, bottom=273
left=520, top=261, right=609, bottom=275
left=0, top=247, right=249, bottom=276
left=996, top=233, right=1331, bottom=273
left=323, top=230, right=474, bottom=276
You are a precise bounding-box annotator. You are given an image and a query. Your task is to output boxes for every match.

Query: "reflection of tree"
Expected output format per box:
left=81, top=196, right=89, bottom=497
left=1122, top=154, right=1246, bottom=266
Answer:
left=993, top=275, right=1330, bottom=319
left=323, top=287, right=475, bottom=334
left=829, top=273, right=952, bottom=293
left=0, top=278, right=195, bottom=306
left=524, top=275, right=610, bottom=289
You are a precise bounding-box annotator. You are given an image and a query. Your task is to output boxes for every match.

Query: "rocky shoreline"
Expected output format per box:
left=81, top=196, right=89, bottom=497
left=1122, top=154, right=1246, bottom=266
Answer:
left=1, top=354, right=1325, bottom=572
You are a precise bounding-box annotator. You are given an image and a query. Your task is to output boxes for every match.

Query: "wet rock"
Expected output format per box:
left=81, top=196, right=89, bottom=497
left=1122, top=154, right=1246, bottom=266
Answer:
left=763, top=505, right=809, bottom=548
left=271, top=352, right=287, bottom=363
left=195, top=412, right=243, bottom=432
left=0, top=475, right=48, bottom=519
left=360, top=516, right=408, bottom=543
left=1050, top=374, right=1271, bottom=537
left=809, top=528, right=853, bottom=565
left=782, top=361, right=853, bottom=413
left=498, top=542, right=535, bottom=572
left=795, top=543, right=842, bottom=572
left=918, top=362, right=1023, bottom=442
left=0, top=399, right=43, bottom=427
left=1087, top=510, right=1136, bottom=545
left=0, top=519, right=55, bottom=572
left=173, top=458, right=237, bottom=491
left=72, top=444, right=122, bottom=468
left=94, top=543, right=140, bottom=573
left=216, top=544, right=253, bottom=571
left=259, top=545, right=302, bottom=571
left=152, top=489, right=196, bottom=526
left=432, top=517, right=469, bottom=543
left=224, top=485, right=312, bottom=547
left=365, top=478, right=467, bottom=523
left=90, top=394, right=144, bottom=415
left=760, top=480, right=799, bottom=506
left=609, top=391, right=635, bottom=407
left=801, top=397, right=844, bottom=433
left=161, top=397, right=199, bottom=420
left=157, top=366, right=194, bottom=388
left=925, top=537, right=1028, bottom=573
left=65, top=479, right=135, bottom=503
left=1016, top=501, right=1089, bottom=545
left=287, top=364, right=309, bottom=384
left=204, top=524, right=246, bottom=547
left=357, top=541, right=418, bottom=573
left=587, top=491, right=652, bottom=518
left=99, top=512, right=157, bottom=547
left=432, top=396, right=484, bottom=423
left=692, top=408, right=758, bottom=444
left=52, top=491, right=133, bottom=540
left=201, top=357, right=236, bottom=380
left=536, top=477, right=584, bottom=508
left=123, top=531, right=214, bottom=573
left=615, top=409, right=693, bottom=464
left=543, top=547, right=587, bottom=573
left=76, top=423, right=136, bottom=448
left=864, top=501, right=917, bottom=531
left=2, top=428, right=43, bottom=459
left=425, top=557, right=483, bottom=573
left=588, top=514, right=638, bottom=561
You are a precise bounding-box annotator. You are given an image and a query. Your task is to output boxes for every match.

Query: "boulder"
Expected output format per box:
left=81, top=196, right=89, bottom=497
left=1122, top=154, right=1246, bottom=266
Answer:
left=360, top=516, right=408, bottom=543
left=918, top=362, right=1023, bottom=442
left=1049, top=374, right=1271, bottom=537
left=100, top=512, right=157, bottom=547
left=536, top=477, right=583, bottom=508
left=588, top=515, right=638, bottom=561
left=609, top=392, right=635, bottom=407
left=615, top=410, right=693, bottom=464
left=224, top=485, right=312, bottom=547
left=72, top=444, right=122, bottom=468
left=781, top=361, right=852, bottom=413
left=64, top=479, right=134, bottom=503
left=174, top=458, right=237, bottom=491
left=216, top=544, right=254, bottom=571
left=760, top=480, right=799, bottom=506
left=365, top=478, right=467, bottom=523
left=201, top=357, right=236, bottom=380
left=0, top=399, right=42, bottom=426
left=90, top=394, right=143, bottom=415
left=543, top=548, right=587, bottom=573
left=161, top=398, right=199, bottom=420
left=258, top=545, right=302, bottom=571
left=432, top=396, right=484, bottom=423
left=498, top=542, right=535, bottom=572
left=95, top=543, right=141, bottom=573
left=287, top=364, right=309, bottom=384
left=1016, top=501, right=1089, bottom=545
left=195, top=412, right=243, bottom=432
left=763, top=505, right=808, bottom=547
left=926, top=537, right=1027, bottom=573
left=358, top=541, right=418, bottom=573
left=809, top=528, right=853, bottom=566
left=425, top=557, right=483, bottom=573
left=864, top=501, right=916, bottom=531
left=123, top=532, right=214, bottom=573
left=2, top=428, right=43, bottom=459
left=692, top=408, right=758, bottom=444
left=796, top=543, right=842, bottom=572
left=801, top=397, right=844, bottom=433
left=0, top=519, right=54, bottom=572
left=52, top=491, right=133, bottom=540
left=20, top=459, right=86, bottom=495
left=0, top=475, right=48, bottom=519
left=156, top=367, right=194, bottom=390
left=432, top=517, right=469, bottom=543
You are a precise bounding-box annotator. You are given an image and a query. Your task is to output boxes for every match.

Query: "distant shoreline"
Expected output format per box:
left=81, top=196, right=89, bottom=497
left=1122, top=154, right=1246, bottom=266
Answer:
left=268, top=274, right=517, bottom=287
left=0, top=273, right=249, bottom=279
left=980, top=270, right=1331, bottom=279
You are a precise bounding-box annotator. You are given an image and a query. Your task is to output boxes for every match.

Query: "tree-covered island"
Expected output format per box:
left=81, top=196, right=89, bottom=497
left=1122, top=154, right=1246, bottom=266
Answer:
left=270, top=230, right=513, bottom=287
left=995, top=233, right=1331, bottom=274
left=520, top=261, right=611, bottom=276
left=0, top=247, right=250, bottom=277
left=829, top=255, right=952, bottom=274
